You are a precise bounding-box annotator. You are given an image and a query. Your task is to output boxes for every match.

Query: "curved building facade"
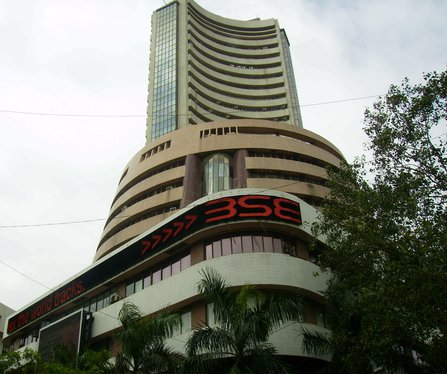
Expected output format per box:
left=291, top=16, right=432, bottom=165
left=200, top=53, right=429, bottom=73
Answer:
left=4, top=1, right=342, bottom=371
left=147, top=0, right=303, bottom=141
left=96, top=120, right=342, bottom=261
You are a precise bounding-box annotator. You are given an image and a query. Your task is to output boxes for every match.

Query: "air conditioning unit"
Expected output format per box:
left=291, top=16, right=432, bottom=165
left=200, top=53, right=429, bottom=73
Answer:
left=110, top=293, right=121, bottom=304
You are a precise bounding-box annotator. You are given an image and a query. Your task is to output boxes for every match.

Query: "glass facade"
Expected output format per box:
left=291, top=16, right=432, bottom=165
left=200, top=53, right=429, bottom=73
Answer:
left=125, top=251, right=191, bottom=297
left=202, top=153, right=232, bottom=195
left=151, top=3, right=177, bottom=141
left=280, top=30, right=303, bottom=128
left=205, top=234, right=297, bottom=260
left=83, top=287, right=118, bottom=314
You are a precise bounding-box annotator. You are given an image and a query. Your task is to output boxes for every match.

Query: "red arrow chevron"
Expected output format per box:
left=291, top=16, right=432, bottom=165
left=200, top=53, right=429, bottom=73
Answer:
left=185, top=215, right=197, bottom=230
left=151, top=234, right=162, bottom=249
left=141, top=241, right=152, bottom=256
left=173, top=221, right=184, bottom=236
left=162, top=228, right=173, bottom=242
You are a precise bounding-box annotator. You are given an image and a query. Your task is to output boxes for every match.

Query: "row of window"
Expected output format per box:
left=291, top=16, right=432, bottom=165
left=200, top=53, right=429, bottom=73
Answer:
left=153, top=91, right=175, bottom=105
left=247, top=149, right=328, bottom=169
left=156, top=26, right=176, bottom=36
left=189, top=41, right=282, bottom=71
left=189, top=73, right=286, bottom=102
left=125, top=252, right=191, bottom=297
left=83, top=287, right=118, bottom=314
left=250, top=170, right=327, bottom=187
left=189, top=21, right=279, bottom=51
left=189, top=103, right=289, bottom=124
left=153, top=105, right=176, bottom=117
left=107, top=181, right=182, bottom=228
left=189, top=91, right=288, bottom=113
left=190, top=59, right=285, bottom=90
left=156, top=3, right=176, bottom=23
left=140, top=140, right=171, bottom=162
left=187, top=6, right=277, bottom=38
left=205, top=234, right=297, bottom=260
left=199, top=126, right=237, bottom=138
left=189, top=30, right=281, bottom=61
left=102, top=202, right=180, bottom=249
left=189, top=50, right=282, bottom=80
left=155, top=40, right=176, bottom=53
left=110, top=158, right=185, bottom=209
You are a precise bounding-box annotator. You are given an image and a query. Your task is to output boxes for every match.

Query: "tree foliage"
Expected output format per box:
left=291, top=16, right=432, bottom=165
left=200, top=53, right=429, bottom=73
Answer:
left=184, top=268, right=303, bottom=373
left=115, top=300, right=183, bottom=373
left=0, top=348, right=40, bottom=374
left=313, top=69, right=447, bottom=372
left=0, top=347, right=113, bottom=374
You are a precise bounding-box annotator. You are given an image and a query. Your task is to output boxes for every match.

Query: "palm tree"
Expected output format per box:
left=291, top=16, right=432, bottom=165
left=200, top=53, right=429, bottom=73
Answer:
left=184, top=268, right=303, bottom=373
left=115, top=301, right=183, bottom=373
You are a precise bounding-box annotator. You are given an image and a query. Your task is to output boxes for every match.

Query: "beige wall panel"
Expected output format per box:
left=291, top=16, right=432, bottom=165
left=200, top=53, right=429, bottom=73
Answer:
left=245, top=157, right=328, bottom=179
left=189, top=73, right=286, bottom=98
left=188, top=81, right=287, bottom=107
left=190, top=94, right=290, bottom=120
left=189, top=58, right=285, bottom=87
left=188, top=21, right=278, bottom=48
left=102, top=188, right=183, bottom=240
left=247, top=178, right=330, bottom=199
left=188, top=45, right=282, bottom=69
left=188, top=1, right=277, bottom=30
left=189, top=46, right=284, bottom=77
left=110, top=167, right=185, bottom=216
left=188, top=30, right=280, bottom=56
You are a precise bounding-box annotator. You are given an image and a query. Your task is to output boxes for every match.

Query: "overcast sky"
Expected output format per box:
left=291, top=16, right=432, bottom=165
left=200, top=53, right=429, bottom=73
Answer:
left=0, top=0, right=446, bottom=312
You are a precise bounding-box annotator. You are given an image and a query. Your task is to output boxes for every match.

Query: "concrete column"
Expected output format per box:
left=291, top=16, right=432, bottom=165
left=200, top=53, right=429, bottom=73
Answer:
left=180, top=154, right=202, bottom=208
left=233, top=149, right=248, bottom=189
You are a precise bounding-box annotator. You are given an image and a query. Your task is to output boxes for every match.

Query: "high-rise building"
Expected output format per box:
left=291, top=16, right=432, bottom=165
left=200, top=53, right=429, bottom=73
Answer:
left=4, top=1, right=343, bottom=370
left=146, top=0, right=303, bottom=143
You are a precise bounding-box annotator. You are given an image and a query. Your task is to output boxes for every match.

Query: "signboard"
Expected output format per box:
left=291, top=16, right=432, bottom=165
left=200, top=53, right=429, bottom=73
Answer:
left=38, top=309, right=86, bottom=362
left=7, top=194, right=301, bottom=334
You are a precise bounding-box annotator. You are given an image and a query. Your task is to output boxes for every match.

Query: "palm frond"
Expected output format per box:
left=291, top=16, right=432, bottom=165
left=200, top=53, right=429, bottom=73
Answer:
left=244, top=343, right=289, bottom=374
left=118, top=300, right=143, bottom=326
left=142, top=342, right=184, bottom=373
left=186, top=325, right=235, bottom=357
left=300, top=326, right=333, bottom=356
left=143, top=311, right=182, bottom=341
left=260, top=292, right=303, bottom=330
left=197, top=268, right=235, bottom=324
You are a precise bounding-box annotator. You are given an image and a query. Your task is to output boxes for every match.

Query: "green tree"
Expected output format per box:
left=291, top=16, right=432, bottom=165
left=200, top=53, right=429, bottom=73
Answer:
left=77, top=349, right=114, bottom=374
left=39, top=345, right=113, bottom=374
left=115, top=301, right=183, bottom=373
left=312, top=69, right=447, bottom=372
left=0, top=345, right=113, bottom=374
left=184, top=268, right=303, bottom=373
left=0, top=348, right=40, bottom=374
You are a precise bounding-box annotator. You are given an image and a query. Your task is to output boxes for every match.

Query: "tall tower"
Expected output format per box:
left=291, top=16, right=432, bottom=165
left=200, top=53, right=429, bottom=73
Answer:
left=5, top=2, right=343, bottom=370
left=146, top=0, right=303, bottom=142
